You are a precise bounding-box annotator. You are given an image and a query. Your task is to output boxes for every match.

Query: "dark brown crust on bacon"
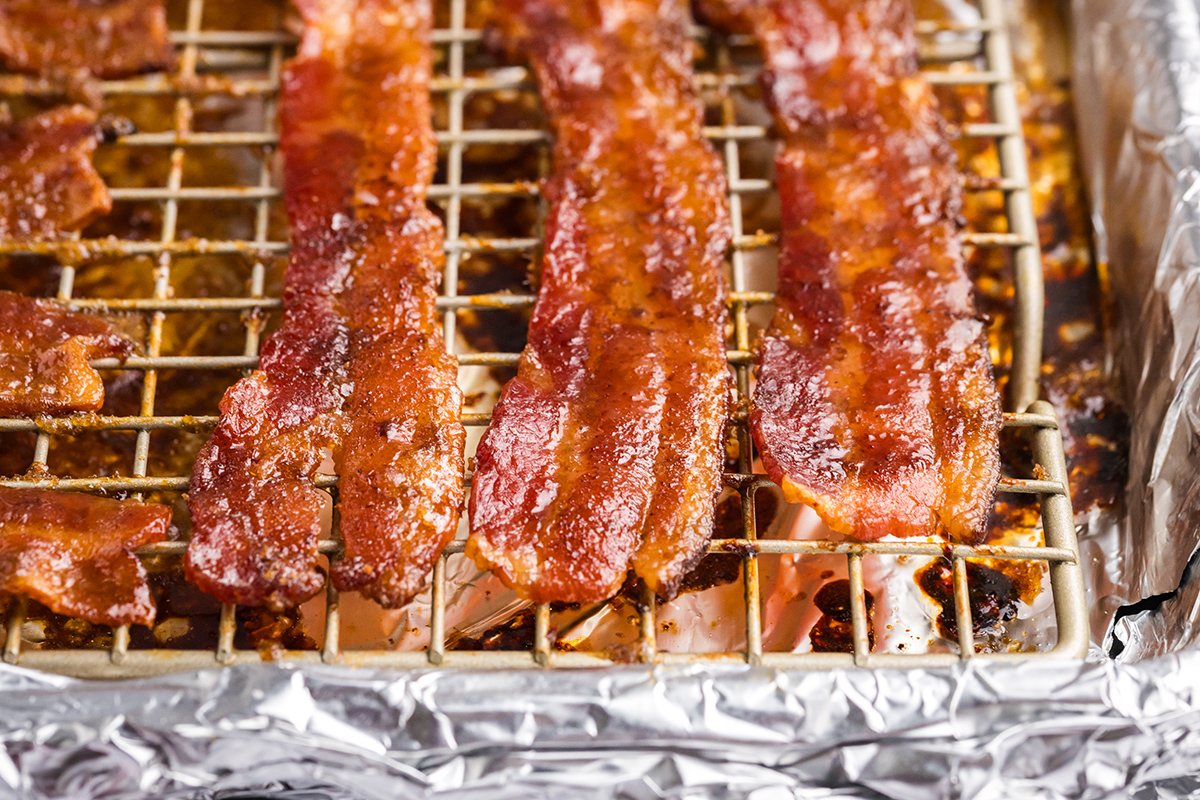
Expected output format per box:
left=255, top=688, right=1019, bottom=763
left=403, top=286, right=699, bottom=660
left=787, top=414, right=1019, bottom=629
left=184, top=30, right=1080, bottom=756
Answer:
left=0, top=291, right=133, bottom=417
left=466, top=0, right=732, bottom=603
left=0, top=486, right=169, bottom=627
left=697, top=0, right=1001, bottom=543
left=0, top=0, right=172, bottom=79
left=185, top=0, right=463, bottom=611
left=0, top=106, right=111, bottom=241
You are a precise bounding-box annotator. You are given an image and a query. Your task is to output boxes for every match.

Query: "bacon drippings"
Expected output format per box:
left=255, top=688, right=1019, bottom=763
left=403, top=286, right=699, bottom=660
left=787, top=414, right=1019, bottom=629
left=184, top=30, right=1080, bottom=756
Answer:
left=466, top=0, right=732, bottom=603
left=0, top=291, right=133, bottom=417
left=0, top=106, right=111, bottom=241
left=698, top=0, right=1002, bottom=543
left=0, top=486, right=169, bottom=627
left=185, top=0, right=463, bottom=611
left=0, top=0, right=172, bottom=78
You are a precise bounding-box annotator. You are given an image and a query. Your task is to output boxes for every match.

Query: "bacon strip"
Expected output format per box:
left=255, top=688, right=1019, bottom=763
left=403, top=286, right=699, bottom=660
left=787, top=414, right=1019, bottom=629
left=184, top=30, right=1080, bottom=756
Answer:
left=696, top=0, right=1001, bottom=543
left=0, top=291, right=133, bottom=417
left=185, top=0, right=463, bottom=610
left=0, top=486, right=169, bottom=627
left=0, top=106, right=111, bottom=241
left=466, top=0, right=732, bottom=603
left=0, top=0, right=172, bottom=78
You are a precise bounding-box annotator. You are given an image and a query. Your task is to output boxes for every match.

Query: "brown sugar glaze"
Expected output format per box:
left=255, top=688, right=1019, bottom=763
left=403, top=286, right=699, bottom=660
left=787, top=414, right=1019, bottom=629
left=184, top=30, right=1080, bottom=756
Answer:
left=0, top=0, right=172, bottom=79
left=466, top=0, right=733, bottom=603
left=0, top=486, right=170, bottom=628
left=697, top=0, right=1004, bottom=545
left=185, top=0, right=465, bottom=611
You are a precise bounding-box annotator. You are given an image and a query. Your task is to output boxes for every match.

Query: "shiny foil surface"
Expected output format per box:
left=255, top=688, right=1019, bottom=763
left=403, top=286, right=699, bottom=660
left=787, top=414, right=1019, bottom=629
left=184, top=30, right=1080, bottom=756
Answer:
left=5, top=658, right=1200, bottom=799
left=1072, top=0, right=1200, bottom=657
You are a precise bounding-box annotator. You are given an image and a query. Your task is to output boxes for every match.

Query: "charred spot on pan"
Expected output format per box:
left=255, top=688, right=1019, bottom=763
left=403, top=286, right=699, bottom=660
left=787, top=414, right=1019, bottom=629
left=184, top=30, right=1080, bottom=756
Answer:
left=915, top=557, right=1019, bottom=645
left=809, top=579, right=875, bottom=653
left=447, top=605, right=578, bottom=652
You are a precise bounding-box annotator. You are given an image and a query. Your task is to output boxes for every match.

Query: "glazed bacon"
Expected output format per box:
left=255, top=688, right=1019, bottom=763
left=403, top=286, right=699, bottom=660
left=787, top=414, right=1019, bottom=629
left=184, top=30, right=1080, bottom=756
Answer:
left=0, top=291, right=133, bottom=417
left=0, top=106, right=111, bottom=241
left=697, top=0, right=1002, bottom=542
left=185, top=0, right=464, bottom=610
left=466, top=0, right=732, bottom=603
left=0, top=486, right=169, bottom=627
left=0, top=0, right=172, bottom=78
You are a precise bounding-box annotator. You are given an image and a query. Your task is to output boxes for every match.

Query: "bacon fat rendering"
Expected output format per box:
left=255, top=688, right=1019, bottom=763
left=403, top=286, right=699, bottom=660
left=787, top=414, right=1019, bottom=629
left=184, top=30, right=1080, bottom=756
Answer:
left=0, top=486, right=170, bottom=627
left=697, top=0, right=1002, bottom=542
left=0, top=291, right=133, bottom=417
left=185, top=0, right=464, bottom=610
left=466, top=0, right=733, bottom=603
left=0, top=0, right=172, bottom=78
left=0, top=106, right=111, bottom=241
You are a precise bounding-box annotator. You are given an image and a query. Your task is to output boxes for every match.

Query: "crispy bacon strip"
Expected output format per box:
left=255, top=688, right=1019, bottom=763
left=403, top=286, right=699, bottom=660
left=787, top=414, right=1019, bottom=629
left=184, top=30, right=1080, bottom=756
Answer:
left=0, top=486, right=169, bottom=627
left=185, top=0, right=463, bottom=610
left=0, top=106, right=111, bottom=241
left=0, top=291, right=133, bottom=417
left=466, top=0, right=732, bottom=603
left=0, top=0, right=172, bottom=78
left=697, top=0, right=1001, bottom=542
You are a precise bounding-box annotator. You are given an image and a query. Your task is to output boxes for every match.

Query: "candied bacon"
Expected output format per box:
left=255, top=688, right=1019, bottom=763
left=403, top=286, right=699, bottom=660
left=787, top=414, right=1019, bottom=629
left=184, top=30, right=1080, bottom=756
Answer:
left=0, top=291, right=133, bottom=417
left=0, top=0, right=172, bottom=79
left=0, top=486, right=169, bottom=627
left=465, top=0, right=732, bottom=603
left=0, top=106, right=111, bottom=241
left=185, top=0, right=464, bottom=611
left=697, top=0, right=1002, bottom=543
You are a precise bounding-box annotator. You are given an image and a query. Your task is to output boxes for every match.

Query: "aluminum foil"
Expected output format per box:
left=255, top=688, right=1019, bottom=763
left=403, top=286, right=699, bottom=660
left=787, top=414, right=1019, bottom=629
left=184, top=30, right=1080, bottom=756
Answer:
left=1072, top=0, right=1200, bottom=656
left=6, top=657, right=1200, bottom=799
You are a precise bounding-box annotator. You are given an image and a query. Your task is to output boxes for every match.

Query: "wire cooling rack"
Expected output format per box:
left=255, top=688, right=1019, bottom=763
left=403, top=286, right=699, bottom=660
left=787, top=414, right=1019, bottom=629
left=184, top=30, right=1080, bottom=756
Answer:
left=0, top=0, right=1087, bottom=677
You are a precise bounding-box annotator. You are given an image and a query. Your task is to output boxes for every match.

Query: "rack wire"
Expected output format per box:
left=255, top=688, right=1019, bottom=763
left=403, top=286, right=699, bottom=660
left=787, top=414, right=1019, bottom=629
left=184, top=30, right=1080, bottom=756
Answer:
left=0, top=0, right=1087, bottom=677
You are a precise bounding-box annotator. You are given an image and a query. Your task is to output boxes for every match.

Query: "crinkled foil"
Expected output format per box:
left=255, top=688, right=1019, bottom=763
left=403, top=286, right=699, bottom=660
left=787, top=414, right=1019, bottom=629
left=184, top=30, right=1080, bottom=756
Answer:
left=6, top=658, right=1200, bottom=799
left=1072, top=0, right=1200, bottom=656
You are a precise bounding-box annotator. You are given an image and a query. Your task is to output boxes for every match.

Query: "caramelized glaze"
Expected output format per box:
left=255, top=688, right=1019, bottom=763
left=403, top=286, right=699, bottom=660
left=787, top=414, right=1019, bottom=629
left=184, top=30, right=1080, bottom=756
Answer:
left=0, top=486, right=169, bottom=627
left=0, top=291, right=132, bottom=417
left=0, top=0, right=172, bottom=78
left=186, top=0, right=464, bottom=610
left=698, top=0, right=1002, bottom=543
left=0, top=107, right=110, bottom=241
left=466, top=0, right=732, bottom=603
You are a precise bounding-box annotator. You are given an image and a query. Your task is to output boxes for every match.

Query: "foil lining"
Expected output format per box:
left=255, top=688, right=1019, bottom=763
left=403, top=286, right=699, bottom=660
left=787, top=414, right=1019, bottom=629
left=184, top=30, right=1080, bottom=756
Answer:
left=1072, top=0, right=1200, bottom=656
left=5, top=658, right=1200, bottom=799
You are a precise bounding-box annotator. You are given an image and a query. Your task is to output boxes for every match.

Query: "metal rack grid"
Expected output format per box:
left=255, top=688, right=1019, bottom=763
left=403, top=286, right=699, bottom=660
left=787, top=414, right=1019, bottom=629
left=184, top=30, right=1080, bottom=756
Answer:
left=0, top=0, right=1087, bottom=677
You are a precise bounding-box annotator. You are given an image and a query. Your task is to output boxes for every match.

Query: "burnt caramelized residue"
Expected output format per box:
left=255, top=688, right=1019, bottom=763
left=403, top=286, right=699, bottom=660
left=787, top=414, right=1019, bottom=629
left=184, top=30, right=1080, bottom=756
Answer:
left=915, top=557, right=1038, bottom=644
left=676, top=489, right=779, bottom=594
left=446, top=603, right=581, bottom=652
left=810, top=579, right=876, bottom=653
left=448, top=607, right=537, bottom=651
